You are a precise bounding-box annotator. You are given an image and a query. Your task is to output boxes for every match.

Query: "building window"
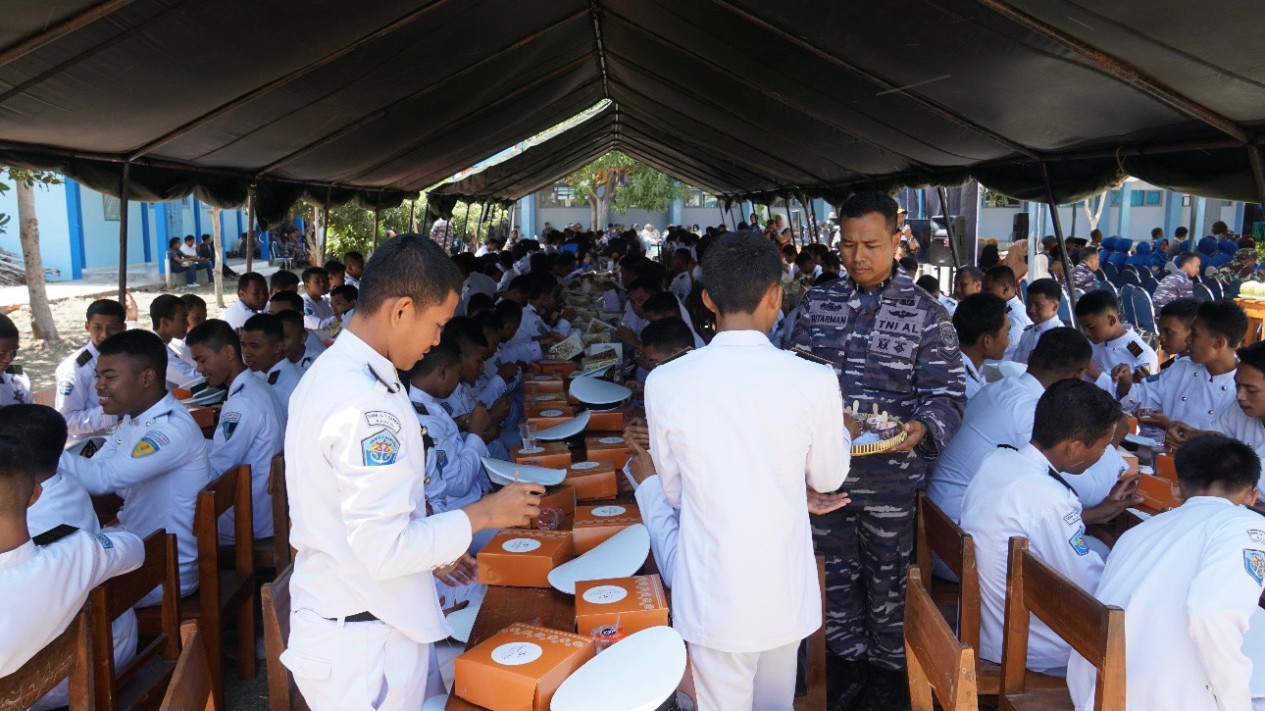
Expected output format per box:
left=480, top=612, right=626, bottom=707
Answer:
left=539, top=181, right=582, bottom=208
left=683, top=188, right=718, bottom=208
left=102, top=195, right=121, bottom=221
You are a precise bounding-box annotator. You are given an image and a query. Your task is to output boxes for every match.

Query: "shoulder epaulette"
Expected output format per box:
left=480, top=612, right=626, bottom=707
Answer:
left=658, top=347, right=694, bottom=366
left=229, top=383, right=245, bottom=398
left=267, top=371, right=280, bottom=385
left=32, top=524, right=79, bottom=546
left=75, top=349, right=92, bottom=367
left=792, top=348, right=833, bottom=367
left=413, top=402, right=429, bottom=416
left=5, top=364, right=21, bottom=375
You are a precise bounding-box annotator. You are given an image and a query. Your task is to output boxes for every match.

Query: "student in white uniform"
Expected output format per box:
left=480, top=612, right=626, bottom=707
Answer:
left=171, top=293, right=209, bottom=369
left=508, top=272, right=565, bottom=350
left=185, top=320, right=286, bottom=542
left=55, top=298, right=128, bottom=438
left=960, top=379, right=1120, bottom=675
left=1155, top=298, right=1198, bottom=370
left=269, top=291, right=328, bottom=365
left=341, top=250, right=364, bottom=289
left=0, top=435, right=144, bottom=691
left=1010, top=278, right=1064, bottom=364
left=0, top=314, right=31, bottom=407
left=1068, top=434, right=1265, bottom=711
left=951, top=293, right=1010, bottom=399
left=57, top=330, right=213, bottom=606
left=983, top=265, right=1032, bottom=361
left=668, top=248, right=695, bottom=302
left=240, top=314, right=303, bottom=412
left=148, top=294, right=199, bottom=390
left=277, top=310, right=322, bottom=371
left=223, top=272, right=269, bottom=331
left=1170, top=341, right=1265, bottom=462
left=1075, top=289, right=1159, bottom=395
left=329, top=285, right=357, bottom=325
left=301, top=266, right=337, bottom=331
left=280, top=234, right=541, bottom=711
left=646, top=231, right=851, bottom=711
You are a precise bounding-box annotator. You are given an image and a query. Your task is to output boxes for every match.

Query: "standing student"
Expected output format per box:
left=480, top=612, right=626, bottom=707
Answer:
left=952, top=293, right=1009, bottom=399
left=281, top=234, right=540, bottom=711
left=1010, top=278, right=1063, bottom=364
left=148, top=294, right=199, bottom=389
left=224, top=272, right=268, bottom=330
left=1068, top=435, right=1264, bottom=711
left=0, top=314, right=31, bottom=407
left=982, top=265, right=1032, bottom=361
left=648, top=230, right=850, bottom=711
left=240, top=314, right=303, bottom=412
left=55, top=299, right=129, bottom=438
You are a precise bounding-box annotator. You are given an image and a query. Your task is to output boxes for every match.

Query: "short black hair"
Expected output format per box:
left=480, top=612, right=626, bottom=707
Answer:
left=275, top=310, right=305, bottom=334
left=242, top=313, right=284, bottom=343
left=185, top=319, right=240, bottom=357
left=330, top=285, right=359, bottom=302
left=1031, top=379, right=1121, bottom=449
left=98, top=329, right=167, bottom=384
left=983, top=265, right=1017, bottom=291
left=839, top=192, right=899, bottom=235
left=0, top=405, right=66, bottom=478
left=628, top=277, right=664, bottom=296
left=179, top=293, right=207, bottom=312
left=956, top=266, right=984, bottom=283
left=472, top=310, right=503, bottom=337
left=1077, top=246, right=1100, bottom=262
left=301, top=266, right=328, bottom=283
left=1176, top=434, right=1260, bottom=493
left=466, top=292, right=495, bottom=316
left=640, top=317, right=695, bottom=353
left=1151, top=227, right=1164, bottom=239
left=526, top=272, right=558, bottom=301
left=269, top=290, right=304, bottom=312
left=1074, top=289, right=1120, bottom=318
left=1026, top=278, right=1062, bottom=303
left=952, top=293, right=1008, bottom=347
left=899, top=256, right=919, bottom=275
left=268, top=270, right=298, bottom=292
left=1238, top=341, right=1265, bottom=377
left=1196, top=299, right=1249, bottom=347
left=1176, top=252, right=1201, bottom=268
left=323, top=259, right=345, bottom=275
left=701, top=231, right=783, bottom=315
left=1175, top=226, right=1189, bottom=237
left=0, top=434, right=35, bottom=510
left=494, top=300, right=523, bottom=326
left=343, top=250, right=365, bottom=264
left=507, top=274, right=532, bottom=295
left=86, top=298, right=126, bottom=322
left=1027, top=327, right=1093, bottom=375
left=0, top=313, right=17, bottom=339
left=410, top=336, right=461, bottom=378
left=149, top=294, right=185, bottom=329
left=239, top=272, right=268, bottom=292
left=915, top=274, right=940, bottom=296
left=357, top=234, right=462, bottom=315
left=443, top=316, right=488, bottom=354
left=642, top=292, right=681, bottom=319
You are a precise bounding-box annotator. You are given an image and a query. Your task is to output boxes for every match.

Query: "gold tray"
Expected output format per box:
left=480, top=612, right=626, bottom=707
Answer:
left=851, top=422, right=908, bottom=457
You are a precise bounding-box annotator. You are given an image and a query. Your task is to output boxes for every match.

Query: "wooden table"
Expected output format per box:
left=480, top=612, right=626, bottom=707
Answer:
left=1237, top=297, right=1265, bottom=344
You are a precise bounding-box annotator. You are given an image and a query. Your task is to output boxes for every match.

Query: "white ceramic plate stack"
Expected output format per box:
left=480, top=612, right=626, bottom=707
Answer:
left=550, top=626, right=687, bottom=711
left=480, top=458, right=567, bottom=487
left=534, top=411, right=592, bottom=440
left=569, top=377, right=633, bottom=411
left=547, top=524, right=650, bottom=594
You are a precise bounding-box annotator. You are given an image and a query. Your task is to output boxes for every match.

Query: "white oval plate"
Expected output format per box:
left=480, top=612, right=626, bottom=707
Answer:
left=547, top=524, right=650, bottom=594
left=445, top=600, right=481, bottom=644
left=551, top=626, right=686, bottom=711
left=570, top=377, right=632, bottom=406
left=481, top=458, right=567, bottom=487
left=535, top=411, right=592, bottom=441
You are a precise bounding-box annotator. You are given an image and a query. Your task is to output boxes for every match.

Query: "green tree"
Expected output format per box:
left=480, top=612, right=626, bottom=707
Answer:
left=1, top=167, right=63, bottom=343
left=566, top=151, right=689, bottom=229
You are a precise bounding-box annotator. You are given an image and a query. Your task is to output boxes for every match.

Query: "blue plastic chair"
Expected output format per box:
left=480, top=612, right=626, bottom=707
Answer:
left=1207, top=253, right=1232, bottom=270
left=1130, top=288, right=1157, bottom=334
left=1105, top=252, right=1128, bottom=274
left=1192, top=283, right=1214, bottom=302
left=1058, top=294, right=1072, bottom=325
left=1119, top=270, right=1141, bottom=288
left=1139, top=271, right=1158, bottom=295
left=1206, top=279, right=1223, bottom=300
left=1120, top=284, right=1138, bottom=325
left=1099, top=279, right=1119, bottom=303
left=1101, top=261, right=1119, bottom=284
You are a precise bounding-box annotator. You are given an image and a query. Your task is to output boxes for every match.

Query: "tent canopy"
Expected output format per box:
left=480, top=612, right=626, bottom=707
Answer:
left=3, top=0, right=1264, bottom=224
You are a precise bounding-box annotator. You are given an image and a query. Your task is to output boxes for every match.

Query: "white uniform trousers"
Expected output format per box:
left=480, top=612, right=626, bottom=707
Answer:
left=689, top=639, right=800, bottom=711
left=283, top=609, right=430, bottom=711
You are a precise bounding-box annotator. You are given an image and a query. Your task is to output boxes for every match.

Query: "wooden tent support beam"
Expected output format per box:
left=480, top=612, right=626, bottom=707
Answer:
left=1249, top=145, right=1265, bottom=209
left=246, top=187, right=255, bottom=272
left=117, top=163, right=131, bottom=303
left=937, top=186, right=962, bottom=269
left=1041, top=162, right=1080, bottom=328
left=372, top=207, right=380, bottom=251
left=0, top=0, right=135, bottom=68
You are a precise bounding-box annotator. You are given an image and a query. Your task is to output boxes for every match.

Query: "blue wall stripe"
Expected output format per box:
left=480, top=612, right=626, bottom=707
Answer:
left=64, top=178, right=86, bottom=279
left=140, top=203, right=152, bottom=263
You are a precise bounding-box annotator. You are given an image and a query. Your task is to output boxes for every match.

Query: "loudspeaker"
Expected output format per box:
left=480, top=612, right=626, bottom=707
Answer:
left=927, top=215, right=969, bottom=267
left=1011, top=212, right=1029, bottom=243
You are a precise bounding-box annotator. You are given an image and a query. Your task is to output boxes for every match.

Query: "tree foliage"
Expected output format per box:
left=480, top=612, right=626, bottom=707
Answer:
left=0, top=168, right=61, bottom=235
left=566, top=151, right=689, bottom=229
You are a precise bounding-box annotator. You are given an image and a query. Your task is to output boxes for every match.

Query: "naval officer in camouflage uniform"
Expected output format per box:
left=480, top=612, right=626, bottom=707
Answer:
left=788, top=192, right=965, bottom=711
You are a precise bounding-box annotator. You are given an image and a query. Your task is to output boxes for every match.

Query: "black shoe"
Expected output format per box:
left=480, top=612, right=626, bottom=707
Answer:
left=855, top=665, right=910, bottom=711
left=826, top=654, right=870, bottom=711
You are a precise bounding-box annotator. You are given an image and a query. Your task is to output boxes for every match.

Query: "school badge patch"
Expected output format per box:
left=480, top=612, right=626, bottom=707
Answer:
left=221, top=412, right=241, bottom=441
left=1245, top=549, right=1265, bottom=585
left=361, top=429, right=400, bottom=467
left=1068, top=526, right=1091, bottom=556
left=131, top=436, right=161, bottom=458
left=58, top=380, right=74, bottom=396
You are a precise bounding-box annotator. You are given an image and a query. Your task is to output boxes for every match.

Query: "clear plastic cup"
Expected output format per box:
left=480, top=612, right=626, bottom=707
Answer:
left=519, top=422, right=538, bottom=451
left=535, top=507, right=563, bottom=531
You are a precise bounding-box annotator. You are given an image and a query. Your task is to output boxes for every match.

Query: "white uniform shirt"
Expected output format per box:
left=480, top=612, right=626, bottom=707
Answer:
left=1215, top=404, right=1265, bottom=465
left=669, top=272, right=693, bottom=303
left=222, top=299, right=261, bottom=330
left=27, top=471, right=99, bottom=538
left=633, top=474, right=680, bottom=585
left=939, top=295, right=959, bottom=316
left=1122, top=358, right=1236, bottom=432
left=344, top=273, right=360, bottom=289
left=259, top=358, right=303, bottom=413
left=0, top=367, right=32, bottom=407
left=960, top=444, right=1104, bottom=672
left=1002, top=296, right=1033, bottom=361
left=170, top=337, right=196, bottom=369
left=1068, top=497, right=1265, bottom=711
left=437, top=382, right=478, bottom=420
left=1091, top=326, right=1159, bottom=394
left=1011, top=316, right=1062, bottom=364
left=212, top=369, right=286, bottom=541
left=409, top=388, right=490, bottom=513
left=163, top=340, right=200, bottom=389
left=928, top=373, right=1043, bottom=522
left=511, top=304, right=552, bottom=345
left=0, top=529, right=143, bottom=676
left=646, top=330, right=849, bottom=652
left=283, top=329, right=472, bottom=644
left=55, top=343, right=117, bottom=438
left=294, top=331, right=328, bottom=371
left=963, top=356, right=986, bottom=400
left=1069, top=445, right=1128, bottom=511
left=302, top=294, right=336, bottom=331
left=59, top=393, right=213, bottom=595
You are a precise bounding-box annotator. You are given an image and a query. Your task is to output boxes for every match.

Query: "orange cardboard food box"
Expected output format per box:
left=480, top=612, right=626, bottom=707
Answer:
left=513, top=441, right=573, bottom=468
left=525, top=403, right=577, bottom=430
left=1155, top=452, right=1177, bottom=481
left=574, top=574, right=670, bottom=636
left=524, top=375, right=565, bottom=394
left=478, top=530, right=574, bottom=587
left=525, top=391, right=568, bottom=407
left=583, top=435, right=631, bottom=469
left=585, top=405, right=629, bottom=432
left=531, top=359, right=578, bottom=378
left=561, top=461, right=619, bottom=501
left=1137, top=473, right=1181, bottom=512
left=573, top=503, right=642, bottom=554
left=453, top=622, right=595, bottom=711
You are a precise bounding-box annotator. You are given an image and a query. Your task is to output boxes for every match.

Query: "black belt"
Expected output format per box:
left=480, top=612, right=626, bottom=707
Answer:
left=329, top=611, right=379, bottom=623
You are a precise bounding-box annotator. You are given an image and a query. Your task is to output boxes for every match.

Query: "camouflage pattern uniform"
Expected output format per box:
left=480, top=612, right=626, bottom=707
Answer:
left=1152, top=272, right=1193, bottom=311
left=1214, top=248, right=1259, bottom=291
left=1071, top=262, right=1099, bottom=298
left=788, top=265, right=966, bottom=670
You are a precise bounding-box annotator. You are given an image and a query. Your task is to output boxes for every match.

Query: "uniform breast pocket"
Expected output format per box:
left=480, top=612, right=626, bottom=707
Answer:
left=860, top=331, right=917, bottom=395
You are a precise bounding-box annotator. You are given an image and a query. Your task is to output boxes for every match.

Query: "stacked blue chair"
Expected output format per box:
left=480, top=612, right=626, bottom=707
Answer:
left=1205, top=279, right=1223, bottom=300
left=1139, top=270, right=1158, bottom=295
left=1207, top=252, right=1233, bottom=270
left=1130, top=288, right=1158, bottom=335
left=1101, top=261, right=1119, bottom=284
left=1120, top=284, right=1138, bottom=325
left=1119, top=269, right=1141, bottom=288
left=1192, top=283, right=1214, bottom=302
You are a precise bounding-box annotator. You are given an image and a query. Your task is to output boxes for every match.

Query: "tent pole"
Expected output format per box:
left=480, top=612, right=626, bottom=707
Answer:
left=784, top=197, right=797, bottom=246
left=421, top=202, right=432, bottom=237
left=717, top=203, right=727, bottom=230
left=1041, top=162, right=1079, bottom=328
left=937, top=186, right=962, bottom=269
left=117, top=162, right=130, bottom=303
left=800, top=194, right=816, bottom=243
left=372, top=207, right=381, bottom=250
left=458, top=201, right=470, bottom=252
left=1249, top=145, right=1265, bottom=209
left=808, top=195, right=821, bottom=244
left=322, top=186, right=331, bottom=265
left=475, top=203, right=490, bottom=251
left=246, top=186, right=255, bottom=272
left=408, top=200, right=416, bottom=232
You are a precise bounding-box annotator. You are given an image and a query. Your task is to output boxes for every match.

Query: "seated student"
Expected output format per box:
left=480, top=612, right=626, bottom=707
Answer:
left=465, top=292, right=495, bottom=318
left=1070, top=246, right=1100, bottom=297
left=268, top=269, right=300, bottom=302
left=301, top=267, right=336, bottom=331
left=268, top=290, right=328, bottom=357
left=170, top=293, right=208, bottom=368
left=439, top=319, right=509, bottom=424
left=186, top=320, right=286, bottom=542
left=1010, top=278, right=1063, bottom=364
left=644, top=230, right=850, bottom=711
left=148, top=294, right=199, bottom=389
left=184, top=235, right=214, bottom=282
left=668, top=248, right=695, bottom=302
left=340, top=249, right=364, bottom=288
left=1156, top=297, right=1198, bottom=369
left=198, top=234, right=237, bottom=278
left=166, top=237, right=200, bottom=287
left=509, top=272, right=566, bottom=349
left=982, top=265, right=1032, bottom=360
left=56, top=298, right=128, bottom=438
left=0, top=435, right=144, bottom=706
left=616, top=276, right=665, bottom=349
left=240, top=314, right=303, bottom=411
left=492, top=300, right=540, bottom=365
left=0, top=314, right=31, bottom=407
left=625, top=316, right=697, bottom=399
left=223, top=272, right=268, bottom=330
left=1170, top=341, right=1265, bottom=462
left=276, top=310, right=320, bottom=371
left=1068, top=434, right=1264, bottom=711
left=960, top=379, right=1120, bottom=675
left=329, top=284, right=357, bottom=324
left=1075, top=289, right=1158, bottom=395
left=471, top=312, right=519, bottom=409
left=57, top=330, right=213, bottom=604
left=952, top=293, right=1010, bottom=399
left=324, top=259, right=346, bottom=289
left=816, top=251, right=843, bottom=286
left=1117, top=299, right=1245, bottom=432
left=499, top=273, right=531, bottom=307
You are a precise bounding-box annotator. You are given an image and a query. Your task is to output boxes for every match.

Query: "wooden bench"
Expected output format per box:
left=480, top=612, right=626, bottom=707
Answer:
left=999, top=537, right=1126, bottom=711
left=905, top=565, right=978, bottom=711
left=261, top=564, right=309, bottom=711
left=160, top=622, right=214, bottom=711
left=0, top=606, right=93, bottom=711
left=89, top=530, right=181, bottom=711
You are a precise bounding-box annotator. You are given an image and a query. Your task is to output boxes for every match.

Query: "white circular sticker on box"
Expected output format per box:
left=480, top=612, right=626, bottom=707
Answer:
left=598, top=437, right=623, bottom=445
left=491, top=642, right=543, bottom=666
left=571, top=461, right=600, bottom=470
left=591, top=505, right=626, bottom=517
left=501, top=538, right=542, bottom=553
left=582, top=584, right=628, bottom=605
left=540, top=409, right=564, bottom=417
